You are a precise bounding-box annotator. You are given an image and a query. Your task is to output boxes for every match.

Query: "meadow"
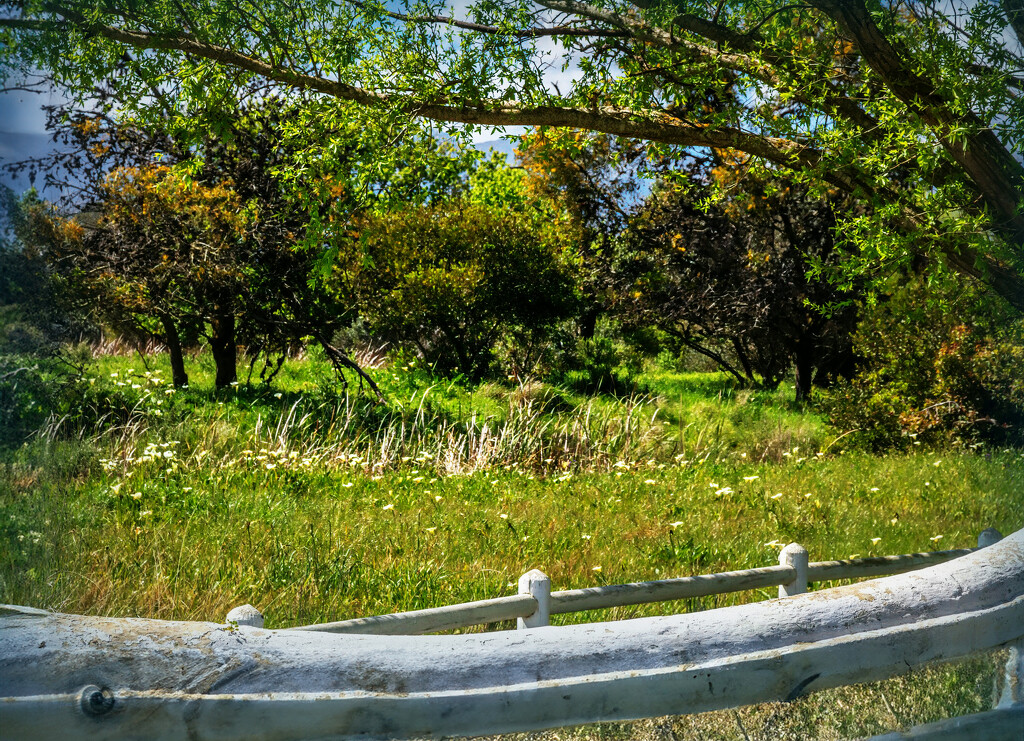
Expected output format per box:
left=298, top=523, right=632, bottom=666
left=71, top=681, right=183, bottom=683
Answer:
left=1, top=346, right=1022, bottom=739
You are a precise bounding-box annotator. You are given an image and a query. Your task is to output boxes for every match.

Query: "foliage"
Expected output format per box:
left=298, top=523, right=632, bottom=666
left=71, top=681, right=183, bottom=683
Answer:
left=338, top=199, right=579, bottom=381
left=0, top=343, right=117, bottom=446
left=34, top=163, right=249, bottom=388
left=0, top=188, right=97, bottom=350
left=0, top=356, right=63, bottom=446
left=821, top=276, right=1024, bottom=450
left=2, top=1, right=1022, bottom=308
left=13, top=99, right=480, bottom=392
left=517, top=130, right=646, bottom=242
left=608, top=176, right=859, bottom=400
left=548, top=319, right=647, bottom=396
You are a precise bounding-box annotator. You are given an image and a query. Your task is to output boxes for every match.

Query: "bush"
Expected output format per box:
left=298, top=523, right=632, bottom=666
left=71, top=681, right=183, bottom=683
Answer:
left=0, top=351, right=92, bottom=447
left=820, top=276, right=1024, bottom=450
left=340, top=202, right=579, bottom=381
left=1, top=193, right=99, bottom=351
left=552, top=319, right=647, bottom=395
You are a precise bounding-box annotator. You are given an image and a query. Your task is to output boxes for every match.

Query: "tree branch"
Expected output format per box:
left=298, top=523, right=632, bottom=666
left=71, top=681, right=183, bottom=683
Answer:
left=810, top=0, right=1024, bottom=248
left=0, top=8, right=826, bottom=171
left=340, top=0, right=629, bottom=39
left=539, top=0, right=882, bottom=134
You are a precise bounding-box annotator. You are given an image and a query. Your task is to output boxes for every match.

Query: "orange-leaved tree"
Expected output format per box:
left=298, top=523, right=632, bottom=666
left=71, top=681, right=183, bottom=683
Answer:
left=45, top=164, right=247, bottom=388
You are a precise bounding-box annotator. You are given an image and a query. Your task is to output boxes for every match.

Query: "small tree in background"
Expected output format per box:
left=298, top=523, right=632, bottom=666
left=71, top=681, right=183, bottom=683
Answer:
left=339, top=197, right=579, bottom=382
left=609, top=175, right=860, bottom=401
left=39, top=165, right=246, bottom=388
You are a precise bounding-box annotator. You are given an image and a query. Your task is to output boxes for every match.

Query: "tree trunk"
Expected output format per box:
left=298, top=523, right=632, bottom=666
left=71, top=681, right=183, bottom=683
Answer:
left=794, top=346, right=815, bottom=403
left=669, top=332, right=748, bottom=387
left=157, top=312, right=189, bottom=388
left=210, top=312, right=237, bottom=389
left=730, top=338, right=758, bottom=388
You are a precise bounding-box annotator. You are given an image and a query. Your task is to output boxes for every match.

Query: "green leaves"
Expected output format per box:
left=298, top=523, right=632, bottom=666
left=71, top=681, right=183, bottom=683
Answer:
left=1, top=0, right=1022, bottom=305
left=339, top=193, right=578, bottom=380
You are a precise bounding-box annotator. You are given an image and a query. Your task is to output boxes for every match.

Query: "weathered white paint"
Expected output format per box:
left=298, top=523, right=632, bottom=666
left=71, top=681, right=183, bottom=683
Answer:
left=806, top=549, right=975, bottom=582
left=518, top=569, right=551, bottom=629
left=548, top=564, right=796, bottom=614
left=779, top=543, right=809, bottom=597
left=999, top=637, right=1023, bottom=710
left=225, top=604, right=264, bottom=628
left=288, top=594, right=537, bottom=635
left=2, top=528, right=1021, bottom=741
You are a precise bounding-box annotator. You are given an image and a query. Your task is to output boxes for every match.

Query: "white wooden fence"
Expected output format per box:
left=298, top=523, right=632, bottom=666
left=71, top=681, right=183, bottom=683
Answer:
left=278, top=532, right=997, bottom=635
left=1, top=527, right=1021, bottom=740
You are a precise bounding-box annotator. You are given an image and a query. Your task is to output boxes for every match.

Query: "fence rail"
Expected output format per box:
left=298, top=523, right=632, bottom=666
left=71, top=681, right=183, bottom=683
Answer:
left=805, top=548, right=974, bottom=582
left=549, top=564, right=793, bottom=614
left=2, top=527, right=1021, bottom=741
left=281, top=532, right=997, bottom=636
left=289, top=594, right=537, bottom=635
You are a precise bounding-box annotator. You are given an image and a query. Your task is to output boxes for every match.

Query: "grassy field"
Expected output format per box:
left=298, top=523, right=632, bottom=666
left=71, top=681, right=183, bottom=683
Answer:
left=1, top=347, right=1021, bottom=738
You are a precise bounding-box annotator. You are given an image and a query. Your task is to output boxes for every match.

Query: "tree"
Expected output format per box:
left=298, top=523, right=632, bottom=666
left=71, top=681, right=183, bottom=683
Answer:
left=0, top=187, right=48, bottom=311
left=15, top=97, right=477, bottom=391
left=182, top=99, right=476, bottom=392
left=516, top=130, right=648, bottom=341
left=2, top=1, right=1022, bottom=309
left=610, top=175, right=859, bottom=400
left=38, top=164, right=247, bottom=388
left=338, top=196, right=579, bottom=381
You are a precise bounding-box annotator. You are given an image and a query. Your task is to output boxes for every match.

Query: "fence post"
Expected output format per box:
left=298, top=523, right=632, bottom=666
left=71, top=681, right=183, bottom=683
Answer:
left=998, top=638, right=1023, bottom=709
left=779, top=543, right=809, bottom=597
left=517, top=569, right=551, bottom=629
left=978, top=528, right=1003, bottom=548
left=978, top=527, right=1015, bottom=709
left=226, top=604, right=264, bottom=628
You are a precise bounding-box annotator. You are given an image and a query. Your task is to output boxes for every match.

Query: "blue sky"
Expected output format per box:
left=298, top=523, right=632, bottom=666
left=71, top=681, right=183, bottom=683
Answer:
left=0, top=82, right=70, bottom=198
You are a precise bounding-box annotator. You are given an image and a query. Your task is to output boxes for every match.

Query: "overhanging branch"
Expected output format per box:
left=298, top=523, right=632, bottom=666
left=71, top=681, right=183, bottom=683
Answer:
left=0, top=9, right=821, bottom=169
left=342, top=0, right=629, bottom=38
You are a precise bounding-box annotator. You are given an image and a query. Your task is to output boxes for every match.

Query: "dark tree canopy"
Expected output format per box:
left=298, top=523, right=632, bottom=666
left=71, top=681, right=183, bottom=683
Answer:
left=611, top=175, right=859, bottom=400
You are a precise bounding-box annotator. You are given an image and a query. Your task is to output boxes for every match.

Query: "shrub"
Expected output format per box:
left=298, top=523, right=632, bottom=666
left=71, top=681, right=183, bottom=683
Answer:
left=339, top=201, right=579, bottom=381
left=820, top=276, right=1024, bottom=449
left=553, top=319, right=647, bottom=395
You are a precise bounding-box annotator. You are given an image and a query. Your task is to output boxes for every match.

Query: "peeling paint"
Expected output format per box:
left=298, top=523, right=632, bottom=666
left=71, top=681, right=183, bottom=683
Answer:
left=1, top=530, right=1021, bottom=740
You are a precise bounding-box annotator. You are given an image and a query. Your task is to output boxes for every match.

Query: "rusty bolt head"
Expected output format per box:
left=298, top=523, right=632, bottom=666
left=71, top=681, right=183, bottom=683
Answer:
left=79, top=685, right=115, bottom=717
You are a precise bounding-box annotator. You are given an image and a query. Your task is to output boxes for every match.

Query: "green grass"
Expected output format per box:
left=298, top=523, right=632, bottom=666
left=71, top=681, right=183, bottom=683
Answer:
left=1, top=347, right=1022, bottom=739
left=3, top=442, right=1020, bottom=624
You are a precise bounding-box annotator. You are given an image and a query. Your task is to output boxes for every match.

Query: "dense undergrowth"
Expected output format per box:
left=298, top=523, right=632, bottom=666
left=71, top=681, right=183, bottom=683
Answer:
left=1, top=346, right=1021, bottom=739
